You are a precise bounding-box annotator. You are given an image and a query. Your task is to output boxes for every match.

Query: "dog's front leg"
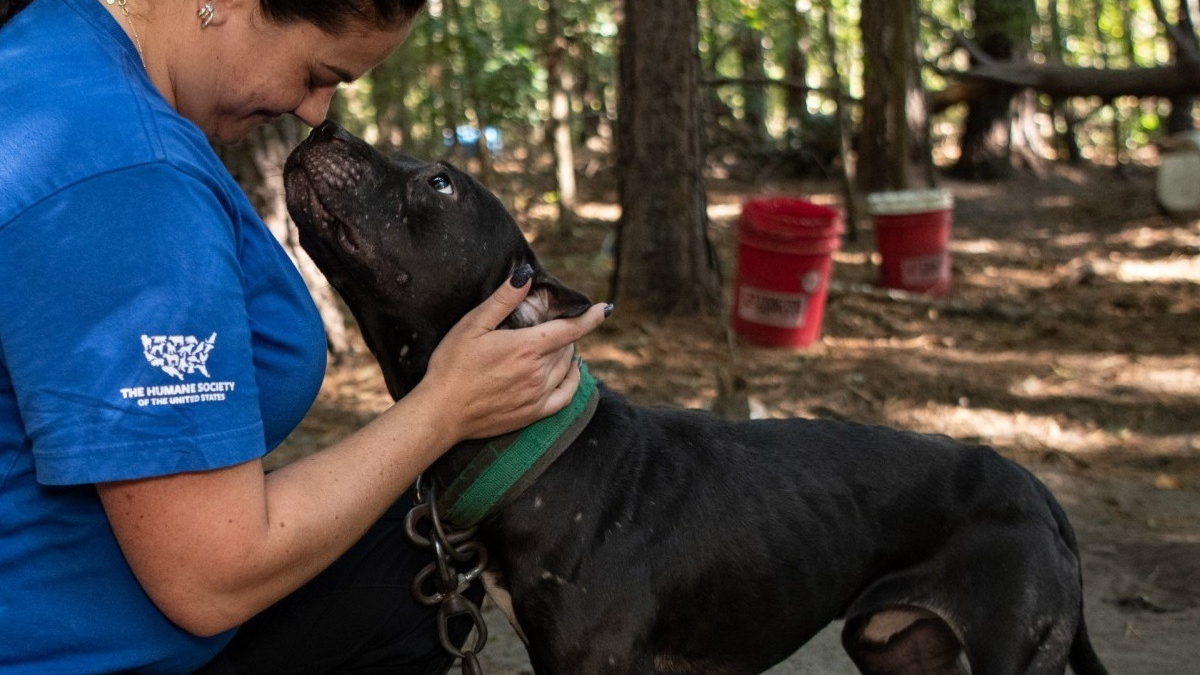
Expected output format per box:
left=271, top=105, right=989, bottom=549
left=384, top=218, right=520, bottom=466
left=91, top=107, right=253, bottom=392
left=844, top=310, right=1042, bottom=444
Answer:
left=516, top=591, right=657, bottom=675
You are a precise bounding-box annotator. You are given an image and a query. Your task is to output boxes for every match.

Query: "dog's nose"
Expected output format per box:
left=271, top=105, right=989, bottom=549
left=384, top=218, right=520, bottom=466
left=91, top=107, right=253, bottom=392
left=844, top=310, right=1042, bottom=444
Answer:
left=311, top=120, right=353, bottom=143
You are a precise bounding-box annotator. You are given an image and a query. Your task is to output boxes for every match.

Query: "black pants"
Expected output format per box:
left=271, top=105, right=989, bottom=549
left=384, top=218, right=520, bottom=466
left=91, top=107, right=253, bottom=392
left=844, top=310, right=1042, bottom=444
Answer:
left=192, top=489, right=482, bottom=675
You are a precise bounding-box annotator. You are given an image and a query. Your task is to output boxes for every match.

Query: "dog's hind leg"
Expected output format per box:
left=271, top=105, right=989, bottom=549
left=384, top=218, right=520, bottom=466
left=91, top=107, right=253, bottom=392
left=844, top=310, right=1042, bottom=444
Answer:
left=843, top=517, right=1083, bottom=675
left=842, top=607, right=968, bottom=675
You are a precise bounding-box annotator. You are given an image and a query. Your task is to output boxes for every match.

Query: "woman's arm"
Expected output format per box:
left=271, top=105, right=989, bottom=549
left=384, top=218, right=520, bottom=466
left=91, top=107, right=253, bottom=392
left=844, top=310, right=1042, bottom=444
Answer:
left=97, top=278, right=608, bottom=637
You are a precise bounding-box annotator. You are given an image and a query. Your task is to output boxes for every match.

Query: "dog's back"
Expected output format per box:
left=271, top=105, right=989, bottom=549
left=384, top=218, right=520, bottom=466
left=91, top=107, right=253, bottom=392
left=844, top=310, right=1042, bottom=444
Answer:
left=479, top=386, right=1092, bottom=674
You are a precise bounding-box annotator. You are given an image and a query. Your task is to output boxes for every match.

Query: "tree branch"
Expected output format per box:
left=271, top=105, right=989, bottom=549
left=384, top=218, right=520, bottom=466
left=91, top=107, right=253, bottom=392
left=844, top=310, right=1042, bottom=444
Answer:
left=1146, top=0, right=1200, bottom=67
left=702, top=76, right=847, bottom=99
left=943, top=60, right=1200, bottom=99
left=919, top=11, right=997, bottom=66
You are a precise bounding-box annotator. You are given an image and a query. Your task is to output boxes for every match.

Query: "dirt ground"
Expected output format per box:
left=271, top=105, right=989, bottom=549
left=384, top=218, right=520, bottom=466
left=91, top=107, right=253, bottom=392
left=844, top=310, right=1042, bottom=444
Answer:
left=270, top=162, right=1200, bottom=674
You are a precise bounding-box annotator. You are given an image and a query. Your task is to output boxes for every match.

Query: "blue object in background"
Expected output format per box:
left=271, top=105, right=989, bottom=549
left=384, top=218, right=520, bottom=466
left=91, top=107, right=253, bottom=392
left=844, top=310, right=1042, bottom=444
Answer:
left=443, top=125, right=503, bottom=156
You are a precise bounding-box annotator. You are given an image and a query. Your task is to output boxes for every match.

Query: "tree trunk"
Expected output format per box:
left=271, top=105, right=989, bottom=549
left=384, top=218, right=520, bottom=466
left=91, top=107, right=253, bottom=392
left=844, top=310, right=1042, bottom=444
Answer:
left=858, top=0, right=889, bottom=192
left=783, top=9, right=810, bottom=147
left=438, top=0, right=465, bottom=160
left=445, top=0, right=495, bottom=184
left=737, top=21, right=770, bottom=146
left=953, top=83, right=1017, bottom=180
left=545, top=0, right=578, bottom=233
left=858, top=0, right=924, bottom=192
left=370, top=54, right=413, bottom=155
left=820, top=0, right=860, bottom=241
left=575, top=37, right=611, bottom=148
left=613, top=0, right=722, bottom=316
left=950, top=0, right=1033, bottom=180
left=1167, top=0, right=1200, bottom=134
left=218, top=118, right=351, bottom=359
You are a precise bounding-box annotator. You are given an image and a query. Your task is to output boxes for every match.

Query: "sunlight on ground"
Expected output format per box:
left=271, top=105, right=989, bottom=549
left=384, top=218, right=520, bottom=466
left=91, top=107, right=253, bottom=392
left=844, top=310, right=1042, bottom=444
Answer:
left=898, top=402, right=1200, bottom=474
left=924, top=348, right=1193, bottom=459
left=951, top=237, right=1035, bottom=257
left=573, top=201, right=620, bottom=222
left=1014, top=355, right=1200, bottom=399
left=706, top=202, right=743, bottom=220
left=1111, top=256, right=1200, bottom=283
left=1110, top=222, right=1200, bottom=249
left=899, top=402, right=1109, bottom=453
left=1037, top=195, right=1077, bottom=208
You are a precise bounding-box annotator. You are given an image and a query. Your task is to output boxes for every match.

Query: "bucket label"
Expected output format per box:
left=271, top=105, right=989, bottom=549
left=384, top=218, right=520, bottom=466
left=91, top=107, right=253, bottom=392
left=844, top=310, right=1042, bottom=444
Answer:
left=737, top=286, right=808, bottom=328
left=901, top=253, right=950, bottom=288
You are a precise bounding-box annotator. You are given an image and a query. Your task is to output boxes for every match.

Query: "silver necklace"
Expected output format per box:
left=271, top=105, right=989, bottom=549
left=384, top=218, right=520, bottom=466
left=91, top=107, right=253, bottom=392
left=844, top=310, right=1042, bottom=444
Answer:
left=106, top=0, right=145, bottom=66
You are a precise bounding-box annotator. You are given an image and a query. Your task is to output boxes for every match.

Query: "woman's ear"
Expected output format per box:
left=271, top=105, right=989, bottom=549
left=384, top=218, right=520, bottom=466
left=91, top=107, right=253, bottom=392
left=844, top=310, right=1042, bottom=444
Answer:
left=196, top=0, right=237, bottom=29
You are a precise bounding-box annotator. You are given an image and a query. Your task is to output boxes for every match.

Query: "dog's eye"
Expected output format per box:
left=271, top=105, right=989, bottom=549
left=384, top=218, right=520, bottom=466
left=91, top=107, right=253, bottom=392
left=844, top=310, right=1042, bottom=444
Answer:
left=429, top=174, right=453, bottom=195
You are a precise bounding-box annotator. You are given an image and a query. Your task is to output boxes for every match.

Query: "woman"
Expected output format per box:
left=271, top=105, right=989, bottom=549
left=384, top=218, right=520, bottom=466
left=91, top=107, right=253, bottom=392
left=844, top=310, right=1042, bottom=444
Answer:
left=0, top=1, right=607, bottom=673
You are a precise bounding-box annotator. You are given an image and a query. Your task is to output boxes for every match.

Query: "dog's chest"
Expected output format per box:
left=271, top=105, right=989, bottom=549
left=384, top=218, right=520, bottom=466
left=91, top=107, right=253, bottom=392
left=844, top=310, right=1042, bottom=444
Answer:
left=482, top=570, right=529, bottom=644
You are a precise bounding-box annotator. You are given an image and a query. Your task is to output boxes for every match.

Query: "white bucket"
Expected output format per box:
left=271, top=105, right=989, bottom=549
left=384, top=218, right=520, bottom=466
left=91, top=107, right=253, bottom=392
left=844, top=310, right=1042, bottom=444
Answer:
left=1157, top=131, right=1200, bottom=215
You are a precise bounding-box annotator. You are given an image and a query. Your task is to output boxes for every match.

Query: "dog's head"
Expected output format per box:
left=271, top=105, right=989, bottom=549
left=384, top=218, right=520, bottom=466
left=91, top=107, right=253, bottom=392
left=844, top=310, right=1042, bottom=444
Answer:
left=284, top=121, right=592, bottom=400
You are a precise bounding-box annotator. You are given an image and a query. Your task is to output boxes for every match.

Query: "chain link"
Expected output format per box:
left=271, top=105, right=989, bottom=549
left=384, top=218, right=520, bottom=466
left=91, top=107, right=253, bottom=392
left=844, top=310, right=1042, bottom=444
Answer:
left=405, top=477, right=489, bottom=675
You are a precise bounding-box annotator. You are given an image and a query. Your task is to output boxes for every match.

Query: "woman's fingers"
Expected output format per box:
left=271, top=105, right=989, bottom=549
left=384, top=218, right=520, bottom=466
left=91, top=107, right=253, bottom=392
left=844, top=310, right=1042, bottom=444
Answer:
left=419, top=269, right=611, bottom=442
left=528, top=302, right=610, bottom=350
left=455, top=263, right=535, bottom=336
left=538, top=350, right=583, bottom=416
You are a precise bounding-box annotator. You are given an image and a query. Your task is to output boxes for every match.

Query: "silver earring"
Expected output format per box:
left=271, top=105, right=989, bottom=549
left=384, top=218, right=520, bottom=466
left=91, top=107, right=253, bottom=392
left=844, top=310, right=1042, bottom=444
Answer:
left=197, top=2, right=214, bottom=28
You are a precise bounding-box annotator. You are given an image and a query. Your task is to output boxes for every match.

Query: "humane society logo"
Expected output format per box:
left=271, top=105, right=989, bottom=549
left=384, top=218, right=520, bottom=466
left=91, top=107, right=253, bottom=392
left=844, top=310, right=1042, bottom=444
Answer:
left=142, top=333, right=217, bottom=380
left=118, top=333, right=238, bottom=408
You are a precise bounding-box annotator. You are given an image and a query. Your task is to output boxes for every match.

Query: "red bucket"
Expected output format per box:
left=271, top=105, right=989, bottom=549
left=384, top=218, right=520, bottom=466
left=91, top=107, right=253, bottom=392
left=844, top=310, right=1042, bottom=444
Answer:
left=732, top=197, right=843, bottom=348
left=868, top=189, right=954, bottom=296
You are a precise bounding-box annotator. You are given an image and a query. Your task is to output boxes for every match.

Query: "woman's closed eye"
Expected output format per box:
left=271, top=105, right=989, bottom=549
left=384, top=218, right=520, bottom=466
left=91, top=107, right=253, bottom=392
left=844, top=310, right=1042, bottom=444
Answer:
left=306, top=71, right=342, bottom=93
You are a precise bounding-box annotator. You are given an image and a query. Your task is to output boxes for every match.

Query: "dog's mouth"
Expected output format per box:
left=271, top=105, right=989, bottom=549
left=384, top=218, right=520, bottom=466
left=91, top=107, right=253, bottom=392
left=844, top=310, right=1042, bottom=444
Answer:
left=284, top=123, right=389, bottom=265
left=285, top=162, right=368, bottom=258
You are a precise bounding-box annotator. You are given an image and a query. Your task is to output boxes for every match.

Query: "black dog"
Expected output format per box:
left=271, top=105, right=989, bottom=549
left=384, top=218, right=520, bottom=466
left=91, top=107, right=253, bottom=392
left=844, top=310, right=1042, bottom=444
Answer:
left=284, top=121, right=1110, bottom=675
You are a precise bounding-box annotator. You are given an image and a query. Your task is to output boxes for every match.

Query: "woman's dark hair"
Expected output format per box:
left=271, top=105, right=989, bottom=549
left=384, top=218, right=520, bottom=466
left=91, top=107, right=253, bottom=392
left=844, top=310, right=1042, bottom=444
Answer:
left=261, top=0, right=428, bottom=32
left=0, top=0, right=424, bottom=32
left=0, top=0, right=34, bottom=29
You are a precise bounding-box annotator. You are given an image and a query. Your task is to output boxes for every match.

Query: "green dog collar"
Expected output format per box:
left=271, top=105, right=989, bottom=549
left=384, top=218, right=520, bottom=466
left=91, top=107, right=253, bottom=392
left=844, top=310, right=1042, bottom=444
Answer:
left=438, top=362, right=599, bottom=528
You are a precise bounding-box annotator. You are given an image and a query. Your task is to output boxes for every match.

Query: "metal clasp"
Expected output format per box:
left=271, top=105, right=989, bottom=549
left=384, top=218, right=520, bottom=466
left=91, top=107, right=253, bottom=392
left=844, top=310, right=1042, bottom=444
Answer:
left=405, top=476, right=490, bottom=675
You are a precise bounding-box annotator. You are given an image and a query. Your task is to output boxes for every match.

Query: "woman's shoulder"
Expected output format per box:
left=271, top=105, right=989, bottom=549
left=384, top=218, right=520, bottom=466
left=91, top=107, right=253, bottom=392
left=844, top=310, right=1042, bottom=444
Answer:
left=0, top=0, right=221, bottom=227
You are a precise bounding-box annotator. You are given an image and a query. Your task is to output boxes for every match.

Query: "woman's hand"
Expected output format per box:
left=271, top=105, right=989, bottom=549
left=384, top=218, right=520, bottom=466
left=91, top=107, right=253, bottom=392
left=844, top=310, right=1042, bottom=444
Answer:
left=414, top=266, right=610, bottom=443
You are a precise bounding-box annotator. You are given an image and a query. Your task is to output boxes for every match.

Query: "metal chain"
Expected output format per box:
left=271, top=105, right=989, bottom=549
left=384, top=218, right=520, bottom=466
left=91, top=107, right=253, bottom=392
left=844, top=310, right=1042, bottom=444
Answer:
left=405, top=477, right=490, bottom=675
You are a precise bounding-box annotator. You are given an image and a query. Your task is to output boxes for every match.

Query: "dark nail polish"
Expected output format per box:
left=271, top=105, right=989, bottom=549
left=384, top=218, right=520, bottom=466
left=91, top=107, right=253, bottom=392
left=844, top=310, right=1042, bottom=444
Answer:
left=603, top=303, right=614, bottom=318
left=509, top=263, right=533, bottom=288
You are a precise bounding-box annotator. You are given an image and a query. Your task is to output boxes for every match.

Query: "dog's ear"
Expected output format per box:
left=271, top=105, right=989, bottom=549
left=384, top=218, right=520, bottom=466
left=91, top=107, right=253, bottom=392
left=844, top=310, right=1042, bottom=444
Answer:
left=505, top=270, right=594, bottom=328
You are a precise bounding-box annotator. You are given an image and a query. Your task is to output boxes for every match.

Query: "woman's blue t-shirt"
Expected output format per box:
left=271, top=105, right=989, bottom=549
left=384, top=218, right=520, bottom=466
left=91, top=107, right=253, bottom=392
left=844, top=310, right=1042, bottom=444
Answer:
left=0, top=0, right=328, bottom=672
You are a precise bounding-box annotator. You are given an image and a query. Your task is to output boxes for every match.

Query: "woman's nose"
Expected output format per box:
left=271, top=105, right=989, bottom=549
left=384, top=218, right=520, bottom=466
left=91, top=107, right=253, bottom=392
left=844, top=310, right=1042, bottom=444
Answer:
left=293, top=87, right=338, bottom=128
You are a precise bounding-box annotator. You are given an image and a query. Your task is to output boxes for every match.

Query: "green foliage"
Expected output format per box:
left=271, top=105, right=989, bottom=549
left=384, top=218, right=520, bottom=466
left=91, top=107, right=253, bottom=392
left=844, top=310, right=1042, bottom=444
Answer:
left=330, top=0, right=1193, bottom=170
left=332, top=0, right=619, bottom=160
